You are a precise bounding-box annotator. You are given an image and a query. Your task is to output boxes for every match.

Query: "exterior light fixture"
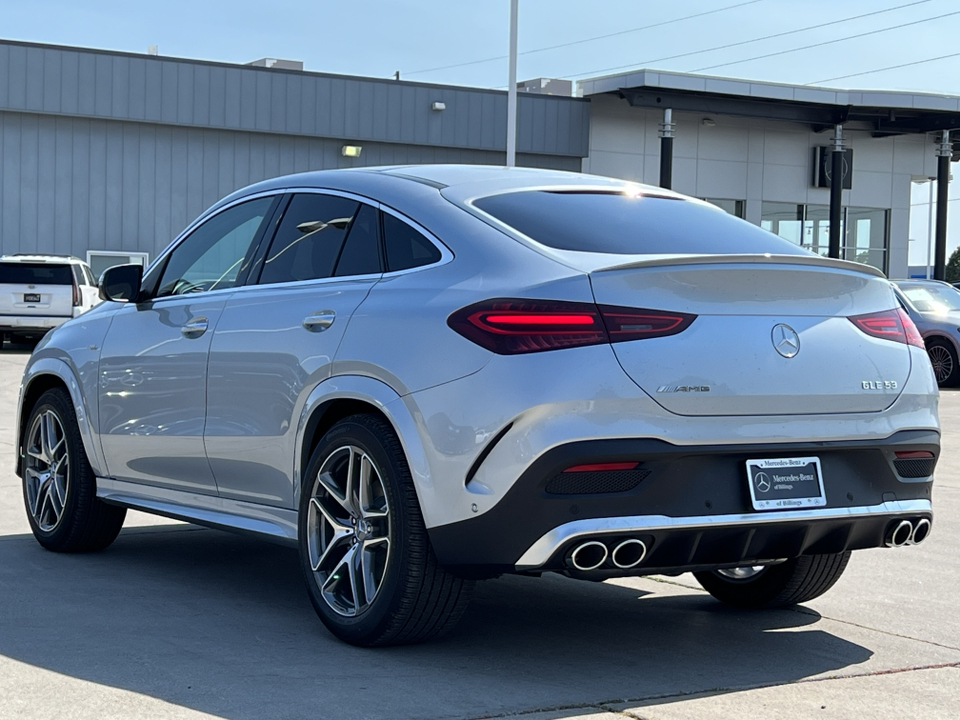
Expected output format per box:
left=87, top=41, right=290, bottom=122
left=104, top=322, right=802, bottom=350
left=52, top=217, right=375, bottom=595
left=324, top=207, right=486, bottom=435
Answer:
left=432, top=101, right=446, bottom=111
left=341, top=145, right=362, bottom=158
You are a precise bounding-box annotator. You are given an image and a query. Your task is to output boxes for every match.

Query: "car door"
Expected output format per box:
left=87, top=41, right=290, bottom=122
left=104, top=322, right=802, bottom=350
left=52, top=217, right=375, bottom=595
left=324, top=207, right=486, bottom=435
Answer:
left=204, top=191, right=383, bottom=507
left=98, top=195, right=277, bottom=493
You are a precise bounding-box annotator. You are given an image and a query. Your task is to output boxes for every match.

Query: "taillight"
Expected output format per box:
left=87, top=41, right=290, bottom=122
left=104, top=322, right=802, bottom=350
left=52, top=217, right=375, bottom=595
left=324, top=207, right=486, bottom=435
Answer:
left=72, top=280, right=80, bottom=307
left=849, top=309, right=924, bottom=349
left=447, top=299, right=696, bottom=354
left=600, top=305, right=696, bottom=342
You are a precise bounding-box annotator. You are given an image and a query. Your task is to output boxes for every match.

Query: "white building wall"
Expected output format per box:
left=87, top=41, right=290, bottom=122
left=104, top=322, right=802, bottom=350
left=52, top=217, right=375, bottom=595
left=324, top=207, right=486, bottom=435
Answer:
left=582, top=94, right=939, bottom=278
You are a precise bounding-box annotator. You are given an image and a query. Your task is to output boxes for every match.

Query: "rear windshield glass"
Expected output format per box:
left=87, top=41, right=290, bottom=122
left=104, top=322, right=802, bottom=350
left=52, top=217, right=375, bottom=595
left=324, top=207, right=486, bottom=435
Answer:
left=473, top=191, right=811, bottom=256
left=0, top=263, right=74, bottom=284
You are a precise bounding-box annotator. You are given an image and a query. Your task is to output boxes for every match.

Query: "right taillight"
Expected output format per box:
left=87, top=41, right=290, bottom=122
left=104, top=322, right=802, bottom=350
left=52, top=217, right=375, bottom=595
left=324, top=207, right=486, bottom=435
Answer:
left=447, top=298, right=696, bottom=355
left=849, top=308, right=925, bottom=349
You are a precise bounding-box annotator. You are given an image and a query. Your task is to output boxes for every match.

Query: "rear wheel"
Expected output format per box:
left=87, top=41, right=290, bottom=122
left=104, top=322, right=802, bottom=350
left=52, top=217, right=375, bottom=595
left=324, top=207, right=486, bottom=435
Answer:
left=693, top=552, right=851, bottom=608
left=22, top=388, right=126, bottom=552
left=926, top=337, right=959, bottom=387
left=298, top=414, right=473, bottom=646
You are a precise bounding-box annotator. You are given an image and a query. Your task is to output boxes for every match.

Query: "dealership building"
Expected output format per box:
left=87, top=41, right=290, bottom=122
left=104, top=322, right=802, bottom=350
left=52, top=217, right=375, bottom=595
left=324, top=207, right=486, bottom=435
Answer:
left=1, top=38, right=959, bottom=279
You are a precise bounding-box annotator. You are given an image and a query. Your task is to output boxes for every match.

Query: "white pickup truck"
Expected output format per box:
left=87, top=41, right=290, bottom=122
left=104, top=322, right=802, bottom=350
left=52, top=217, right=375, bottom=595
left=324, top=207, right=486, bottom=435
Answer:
left=0, top=255, right=101, bottom=342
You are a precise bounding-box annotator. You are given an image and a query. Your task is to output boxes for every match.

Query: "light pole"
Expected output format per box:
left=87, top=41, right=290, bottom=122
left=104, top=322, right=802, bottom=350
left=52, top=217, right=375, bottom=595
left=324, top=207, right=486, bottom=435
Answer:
left=506, top=0, right=518, bottom=167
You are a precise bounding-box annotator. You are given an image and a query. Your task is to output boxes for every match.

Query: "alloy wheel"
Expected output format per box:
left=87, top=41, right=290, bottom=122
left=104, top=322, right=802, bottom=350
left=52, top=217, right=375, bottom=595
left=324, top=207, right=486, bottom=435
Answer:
left=24, top=409, right=70, bottom=532
left=928, top=344, right=954, bottom=384
left=306, top=445, right=391, bottom=617
left=715, top=565, right=766, bottom=581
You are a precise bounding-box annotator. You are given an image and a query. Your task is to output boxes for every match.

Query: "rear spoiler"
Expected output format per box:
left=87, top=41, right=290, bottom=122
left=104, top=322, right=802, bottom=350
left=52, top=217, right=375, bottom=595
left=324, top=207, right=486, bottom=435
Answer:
left=589, top=253, right=887, bottom=279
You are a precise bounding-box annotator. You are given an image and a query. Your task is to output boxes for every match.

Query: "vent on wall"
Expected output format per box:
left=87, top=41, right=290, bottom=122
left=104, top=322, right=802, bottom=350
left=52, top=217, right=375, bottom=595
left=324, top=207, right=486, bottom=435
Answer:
left=246, top=58, right=304, bottom=71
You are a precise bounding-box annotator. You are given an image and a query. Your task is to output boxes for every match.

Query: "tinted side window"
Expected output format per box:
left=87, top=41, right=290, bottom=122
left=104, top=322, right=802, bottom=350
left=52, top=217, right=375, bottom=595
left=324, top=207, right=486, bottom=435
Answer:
left=383, top=214, right=441, bottom=272
left=334, top=204, right=382, bottom=277
left=259, top=194, right=359, bottom=285
left=81, top=265, right=97, bottom=286
left=474, top=191, right=812, bottom=256
left=157, top=197, right=274, bottom=297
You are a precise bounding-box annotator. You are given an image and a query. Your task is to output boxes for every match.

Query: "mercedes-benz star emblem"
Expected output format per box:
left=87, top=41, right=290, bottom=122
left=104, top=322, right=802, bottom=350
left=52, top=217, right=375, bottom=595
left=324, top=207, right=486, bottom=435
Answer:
left=754, top=471, right=771, bottom=493
left=772, top=324, right=800, bottom=358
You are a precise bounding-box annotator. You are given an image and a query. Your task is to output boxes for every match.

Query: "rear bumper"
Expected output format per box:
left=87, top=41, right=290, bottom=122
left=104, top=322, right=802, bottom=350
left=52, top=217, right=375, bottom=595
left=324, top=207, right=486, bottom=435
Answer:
left=427, top=429, right=938, bottom=575
left=0, top=315, right=70, bottom=333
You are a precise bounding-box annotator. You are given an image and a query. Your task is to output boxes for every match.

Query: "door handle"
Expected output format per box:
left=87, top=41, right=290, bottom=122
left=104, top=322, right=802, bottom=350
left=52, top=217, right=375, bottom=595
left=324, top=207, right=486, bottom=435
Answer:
left=181, top=317, right=209, bottom=337
left=303, top=310, right=336, bottom=332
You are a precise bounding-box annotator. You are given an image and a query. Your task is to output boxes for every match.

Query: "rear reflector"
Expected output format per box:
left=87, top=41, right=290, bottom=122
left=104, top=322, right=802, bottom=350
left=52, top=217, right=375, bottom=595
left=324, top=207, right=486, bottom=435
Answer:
left=894, top=451, right=935, bottom=459
left=448, top=299, right=697, bottom=355
left=849, top=308, right=925, bottom=349
left=564, top=462, right=639, bottom=473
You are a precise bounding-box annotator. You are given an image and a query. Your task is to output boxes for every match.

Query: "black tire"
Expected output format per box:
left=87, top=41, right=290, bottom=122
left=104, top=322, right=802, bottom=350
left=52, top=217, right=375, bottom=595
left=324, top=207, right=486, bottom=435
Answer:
left=926, top=337, right=960, bottom=387
left=21, top=388, right=126, bottom=552
left=298, top=414, right=473, bottom=646
left=693, top=552, right=851, bottom=609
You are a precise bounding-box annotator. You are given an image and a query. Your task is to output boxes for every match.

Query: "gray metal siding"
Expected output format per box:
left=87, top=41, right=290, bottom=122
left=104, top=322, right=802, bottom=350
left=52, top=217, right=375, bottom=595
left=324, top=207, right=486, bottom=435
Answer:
left=0, top=110, right=580, bottom=259
left=0, top=40, right=590, bottom=158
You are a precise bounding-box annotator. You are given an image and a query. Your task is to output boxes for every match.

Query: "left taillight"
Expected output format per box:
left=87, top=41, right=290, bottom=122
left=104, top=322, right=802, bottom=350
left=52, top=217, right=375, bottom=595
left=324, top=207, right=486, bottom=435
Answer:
left=849, top=308, right=924, bottom=349
left=72, top=279, right=80, bottom=307
left=447, top=298, right=696, bottom=355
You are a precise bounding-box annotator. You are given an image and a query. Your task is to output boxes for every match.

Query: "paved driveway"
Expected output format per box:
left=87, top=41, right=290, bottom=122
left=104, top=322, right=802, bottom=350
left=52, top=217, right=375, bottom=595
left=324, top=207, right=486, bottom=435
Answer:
left=1, top=342, right=957, bottom=720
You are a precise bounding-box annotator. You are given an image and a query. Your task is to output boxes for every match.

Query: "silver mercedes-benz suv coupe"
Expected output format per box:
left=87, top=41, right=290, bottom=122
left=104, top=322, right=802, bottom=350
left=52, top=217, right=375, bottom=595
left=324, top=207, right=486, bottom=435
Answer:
left=17, top=165, right=939, bottom=646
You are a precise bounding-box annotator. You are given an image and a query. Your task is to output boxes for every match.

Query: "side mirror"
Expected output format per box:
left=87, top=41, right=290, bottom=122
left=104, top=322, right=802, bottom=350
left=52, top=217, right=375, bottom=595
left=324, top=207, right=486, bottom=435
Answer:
left=99, top=264, right=143, bottom=302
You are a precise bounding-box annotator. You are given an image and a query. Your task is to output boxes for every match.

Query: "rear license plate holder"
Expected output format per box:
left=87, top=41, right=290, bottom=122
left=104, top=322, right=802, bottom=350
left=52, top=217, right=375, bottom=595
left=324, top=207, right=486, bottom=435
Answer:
left=23, top=293, right=40, bottom=303
left=746, top=457, right=826, bottom=511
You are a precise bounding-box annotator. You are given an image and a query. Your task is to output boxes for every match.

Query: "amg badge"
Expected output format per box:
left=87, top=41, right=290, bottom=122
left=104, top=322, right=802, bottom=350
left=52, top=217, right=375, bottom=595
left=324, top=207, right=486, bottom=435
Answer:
left=657, top=385, right=711, bottom=393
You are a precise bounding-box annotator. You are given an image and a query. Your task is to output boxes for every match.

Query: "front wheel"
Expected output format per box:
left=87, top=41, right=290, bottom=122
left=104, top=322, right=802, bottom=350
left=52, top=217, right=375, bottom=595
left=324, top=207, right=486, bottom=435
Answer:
left=298, top=414, right=473, bottom=646
left=693, top=552, right=851, bottom=608
left=22, top=388, right=126, bottom=552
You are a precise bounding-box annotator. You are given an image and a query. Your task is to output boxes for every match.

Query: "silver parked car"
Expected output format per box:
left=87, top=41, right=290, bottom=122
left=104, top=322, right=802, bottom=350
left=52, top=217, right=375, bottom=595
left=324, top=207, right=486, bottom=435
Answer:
left=17, top=166, right=939, bottom=646
left=891, top=279, right=960, bottom=387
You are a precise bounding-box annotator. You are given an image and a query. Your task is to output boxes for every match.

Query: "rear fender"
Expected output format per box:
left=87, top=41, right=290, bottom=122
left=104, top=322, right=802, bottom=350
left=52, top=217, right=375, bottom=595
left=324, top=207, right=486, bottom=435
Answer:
left=295, top=375, right=433, bottom=521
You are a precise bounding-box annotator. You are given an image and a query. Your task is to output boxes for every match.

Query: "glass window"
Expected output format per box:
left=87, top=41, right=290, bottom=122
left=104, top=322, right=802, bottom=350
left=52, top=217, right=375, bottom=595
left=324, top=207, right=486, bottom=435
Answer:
left=156, top=197, right=273, bottom=297
left=82, top=264, right=97, bottom=286
left=803, top=205, right=831, bottom=257
left=760, top=202, right=804, bottom=246
left=0, top=263, right=73, bottom=284
left=383, top=213, right=442, bottom=272
left=702, top=198, right=745, bottom=219
left=843, top=207, right=888, bottom=272
left=898, top=283, right=960, bottom=313
left=334, top=204, right=382, bottom=277
left=259, top=194, right=359, bottom=285
left=761, top=203, right=889, bottom=273
left=475, top=191, right=809, bottom=256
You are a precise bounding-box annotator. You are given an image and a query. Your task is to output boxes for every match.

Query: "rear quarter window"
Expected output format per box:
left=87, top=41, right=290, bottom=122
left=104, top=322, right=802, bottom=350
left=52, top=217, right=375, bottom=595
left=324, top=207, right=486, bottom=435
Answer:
left=473, top=190, right=811, bottom=256
left=0, top=263, right=74, bottom=284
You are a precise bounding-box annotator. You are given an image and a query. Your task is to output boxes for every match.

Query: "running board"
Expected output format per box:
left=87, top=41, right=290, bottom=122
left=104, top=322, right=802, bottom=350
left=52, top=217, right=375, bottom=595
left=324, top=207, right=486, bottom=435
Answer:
left=96, top=477, right=299, bottom=546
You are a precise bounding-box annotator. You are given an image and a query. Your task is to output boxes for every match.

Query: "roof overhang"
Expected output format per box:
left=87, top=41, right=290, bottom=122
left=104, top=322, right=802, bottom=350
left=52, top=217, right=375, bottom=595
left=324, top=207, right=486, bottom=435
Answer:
left=580, top=69, right=960, bottom=154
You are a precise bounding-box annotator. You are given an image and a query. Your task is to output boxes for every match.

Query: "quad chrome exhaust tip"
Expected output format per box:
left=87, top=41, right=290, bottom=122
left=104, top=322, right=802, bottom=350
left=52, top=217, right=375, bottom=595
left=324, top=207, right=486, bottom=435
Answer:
left=885, top=520, right=914, bottom=548
left=569, top=541, right=608, bottom=571
left=610, top=539, right=647, bottom=569
left=908, top=518, right=931, bottom=545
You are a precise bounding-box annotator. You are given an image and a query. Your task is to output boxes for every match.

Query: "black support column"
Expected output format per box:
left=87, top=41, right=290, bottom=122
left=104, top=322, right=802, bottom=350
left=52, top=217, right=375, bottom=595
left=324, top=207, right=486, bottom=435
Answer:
left=934, top=129, right=952, bottom=281
left=828, top=124, right=844, bottom=260
left=659, top=108, right=674, bottom=190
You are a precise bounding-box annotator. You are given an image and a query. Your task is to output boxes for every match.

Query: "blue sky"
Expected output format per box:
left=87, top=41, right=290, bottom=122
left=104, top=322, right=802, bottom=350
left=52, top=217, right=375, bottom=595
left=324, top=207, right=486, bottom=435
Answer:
left=3, top=0, right=957, bottom=92
left=2, top=0, right=959, bottom=264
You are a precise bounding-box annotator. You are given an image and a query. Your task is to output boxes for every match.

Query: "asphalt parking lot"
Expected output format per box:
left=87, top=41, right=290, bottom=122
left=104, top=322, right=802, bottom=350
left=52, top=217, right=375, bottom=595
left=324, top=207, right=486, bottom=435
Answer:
left=1, top=342, right=958, bottom=720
